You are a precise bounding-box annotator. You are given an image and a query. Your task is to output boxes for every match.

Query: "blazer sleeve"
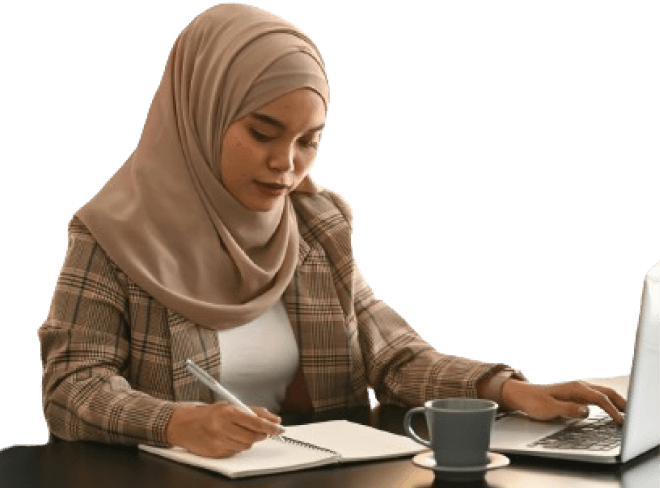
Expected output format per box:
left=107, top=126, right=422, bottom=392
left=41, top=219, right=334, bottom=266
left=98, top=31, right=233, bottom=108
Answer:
left=38, top=220, right=177, bottom=446
left=353, top=266, right=514, bottom=407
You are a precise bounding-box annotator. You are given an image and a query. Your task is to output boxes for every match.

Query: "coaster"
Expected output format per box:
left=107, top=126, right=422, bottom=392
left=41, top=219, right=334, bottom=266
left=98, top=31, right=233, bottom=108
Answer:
left=412, top=451, right=510, bottom=482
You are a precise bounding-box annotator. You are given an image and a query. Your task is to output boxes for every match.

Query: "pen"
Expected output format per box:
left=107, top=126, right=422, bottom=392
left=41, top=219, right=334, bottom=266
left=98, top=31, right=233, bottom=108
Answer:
left=184, top=358, right=285, bottom=436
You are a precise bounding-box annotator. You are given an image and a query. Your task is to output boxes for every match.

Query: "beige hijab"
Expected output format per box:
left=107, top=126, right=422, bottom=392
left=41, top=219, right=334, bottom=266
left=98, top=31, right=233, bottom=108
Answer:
left=76, top=4, right=329, bottom=330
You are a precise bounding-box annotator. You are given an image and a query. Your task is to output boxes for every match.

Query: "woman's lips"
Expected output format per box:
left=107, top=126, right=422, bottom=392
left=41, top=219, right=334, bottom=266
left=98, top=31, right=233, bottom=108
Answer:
left=255, top=181, right=290, bottom=197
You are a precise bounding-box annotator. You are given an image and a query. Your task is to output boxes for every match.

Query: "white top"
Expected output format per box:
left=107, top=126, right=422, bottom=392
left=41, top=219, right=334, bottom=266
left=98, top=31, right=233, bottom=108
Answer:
left=216, top=300, right=299, bottom=413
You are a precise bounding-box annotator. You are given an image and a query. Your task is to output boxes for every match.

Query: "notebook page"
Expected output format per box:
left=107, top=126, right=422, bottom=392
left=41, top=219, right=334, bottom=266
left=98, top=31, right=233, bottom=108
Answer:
left=284, top=420, right=425, bottom=462
left=140, top=437, right=338, bottom=478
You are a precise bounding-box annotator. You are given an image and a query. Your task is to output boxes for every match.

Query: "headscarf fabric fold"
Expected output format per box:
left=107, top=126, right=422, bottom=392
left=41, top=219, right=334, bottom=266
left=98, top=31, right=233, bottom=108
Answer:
left=76, top=4, right=329, bottom=329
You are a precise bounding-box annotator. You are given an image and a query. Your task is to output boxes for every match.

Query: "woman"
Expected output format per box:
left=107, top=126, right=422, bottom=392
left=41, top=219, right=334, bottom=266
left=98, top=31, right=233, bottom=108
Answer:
left=39, top=4, right=625, bottom=459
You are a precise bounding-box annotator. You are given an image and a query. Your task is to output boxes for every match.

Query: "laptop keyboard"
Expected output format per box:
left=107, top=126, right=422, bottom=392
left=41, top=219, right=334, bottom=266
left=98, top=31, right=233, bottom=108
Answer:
left=528, top=413, right=622, bottom=451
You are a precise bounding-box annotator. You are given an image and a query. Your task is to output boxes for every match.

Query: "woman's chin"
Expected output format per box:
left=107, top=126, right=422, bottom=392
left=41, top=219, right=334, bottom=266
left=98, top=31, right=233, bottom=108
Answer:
left=241, top=194, right=286, bottom=213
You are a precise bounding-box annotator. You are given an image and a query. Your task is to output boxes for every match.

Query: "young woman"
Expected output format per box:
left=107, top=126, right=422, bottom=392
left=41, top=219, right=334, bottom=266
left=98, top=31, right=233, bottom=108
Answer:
left=39, top=4, right=625, bottom=459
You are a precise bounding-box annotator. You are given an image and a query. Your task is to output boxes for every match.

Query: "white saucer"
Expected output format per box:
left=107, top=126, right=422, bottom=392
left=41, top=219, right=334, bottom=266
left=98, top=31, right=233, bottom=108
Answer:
left=412, top=451, right=510, bottom=482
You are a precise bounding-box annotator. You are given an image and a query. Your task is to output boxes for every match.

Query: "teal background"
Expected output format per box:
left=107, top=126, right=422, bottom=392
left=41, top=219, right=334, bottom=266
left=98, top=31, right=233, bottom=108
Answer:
left=2, top=1, right=658, bottom=450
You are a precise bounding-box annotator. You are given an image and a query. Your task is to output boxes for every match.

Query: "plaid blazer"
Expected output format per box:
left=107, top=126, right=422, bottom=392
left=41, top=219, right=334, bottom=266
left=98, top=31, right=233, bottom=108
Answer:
left=39, top=190, right=508, bottom=447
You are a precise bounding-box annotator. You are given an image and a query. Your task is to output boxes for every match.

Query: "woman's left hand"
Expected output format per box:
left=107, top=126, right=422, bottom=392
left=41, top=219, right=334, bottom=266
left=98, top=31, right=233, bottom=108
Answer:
left=500, top=380, right=627, bottom=424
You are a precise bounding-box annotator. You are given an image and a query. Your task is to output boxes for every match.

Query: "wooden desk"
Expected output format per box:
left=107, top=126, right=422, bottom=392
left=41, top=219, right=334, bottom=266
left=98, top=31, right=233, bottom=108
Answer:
left=1, top=406, right=657, bottom=488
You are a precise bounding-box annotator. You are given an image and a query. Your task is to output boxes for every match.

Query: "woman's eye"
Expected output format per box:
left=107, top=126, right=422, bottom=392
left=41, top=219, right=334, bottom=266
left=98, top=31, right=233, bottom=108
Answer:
left=249, top=128, right=273, bottom=142
left=299, top=139, right=319, bottom=150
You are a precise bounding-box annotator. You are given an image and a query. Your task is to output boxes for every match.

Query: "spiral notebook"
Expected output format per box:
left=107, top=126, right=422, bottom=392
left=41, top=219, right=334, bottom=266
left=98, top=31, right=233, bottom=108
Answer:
left=139, top=420, right=425, bottom=478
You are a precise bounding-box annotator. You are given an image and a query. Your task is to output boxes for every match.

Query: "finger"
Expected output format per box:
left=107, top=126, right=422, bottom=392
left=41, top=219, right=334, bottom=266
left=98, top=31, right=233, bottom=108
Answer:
left=548, top=399, right=590, bottom=421
left=229, top=407, right=284, bottom=435
left=216, top=421, right=266, bottom=448
left=235, top=424, right=269, bottom=443
left=252, top=406, right=282, bottom=424
left=521, top=394, right=589, bottom=422
left=206, top=404, right=278, bottom=442
left=587, top=384, right=627, bottom=412
left=557, top=382, right=624, bottom=424
left=252, top=407, right=283, bottom=434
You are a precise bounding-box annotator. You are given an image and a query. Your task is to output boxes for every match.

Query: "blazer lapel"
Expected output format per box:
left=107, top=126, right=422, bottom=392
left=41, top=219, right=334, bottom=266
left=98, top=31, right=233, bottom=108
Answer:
left=283, top=219, right=354, bottom=412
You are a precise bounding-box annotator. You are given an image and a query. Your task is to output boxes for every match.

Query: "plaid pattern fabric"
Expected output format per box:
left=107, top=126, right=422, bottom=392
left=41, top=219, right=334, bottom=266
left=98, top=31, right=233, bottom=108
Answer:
left=39, top=190, right=508, bottom=446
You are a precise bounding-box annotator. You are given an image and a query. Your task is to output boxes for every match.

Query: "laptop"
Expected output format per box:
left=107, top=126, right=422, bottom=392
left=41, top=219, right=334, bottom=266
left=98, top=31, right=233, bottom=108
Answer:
left=490, top=262, right=659, bottom=464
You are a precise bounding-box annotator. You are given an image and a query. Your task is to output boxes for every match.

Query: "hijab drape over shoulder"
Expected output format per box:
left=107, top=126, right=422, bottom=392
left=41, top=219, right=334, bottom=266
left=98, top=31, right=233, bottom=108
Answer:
left=76, top=4, right=329, bottom=330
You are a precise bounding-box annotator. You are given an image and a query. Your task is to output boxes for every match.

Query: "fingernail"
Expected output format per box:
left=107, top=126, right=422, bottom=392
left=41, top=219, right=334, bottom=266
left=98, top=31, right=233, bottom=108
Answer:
left=579, top=406, right=589, bottom=418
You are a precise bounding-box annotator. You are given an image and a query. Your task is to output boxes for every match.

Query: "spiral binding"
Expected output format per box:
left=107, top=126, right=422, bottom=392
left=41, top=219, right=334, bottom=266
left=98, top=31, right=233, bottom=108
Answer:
left=276, top=435, right=340, bottom=456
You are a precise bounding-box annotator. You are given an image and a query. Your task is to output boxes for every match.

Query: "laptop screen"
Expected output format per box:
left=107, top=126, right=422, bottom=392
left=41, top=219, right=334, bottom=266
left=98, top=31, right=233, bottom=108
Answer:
left=620, top=262, right=659, bottom=463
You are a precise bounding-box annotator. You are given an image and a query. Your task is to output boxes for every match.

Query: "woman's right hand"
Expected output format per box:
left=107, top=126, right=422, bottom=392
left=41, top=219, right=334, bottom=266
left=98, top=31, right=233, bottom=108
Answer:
left=165, top=402, right=284, bottom=458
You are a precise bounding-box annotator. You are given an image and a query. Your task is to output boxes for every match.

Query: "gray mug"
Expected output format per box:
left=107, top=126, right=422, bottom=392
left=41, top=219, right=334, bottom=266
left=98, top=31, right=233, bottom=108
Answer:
left=404, top=398, right=498, bottom=467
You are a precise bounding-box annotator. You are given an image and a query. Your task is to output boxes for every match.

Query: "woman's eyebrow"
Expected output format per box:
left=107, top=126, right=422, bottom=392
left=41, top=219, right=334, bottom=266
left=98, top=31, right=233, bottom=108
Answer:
left=251, top=112, right=325, bottom=133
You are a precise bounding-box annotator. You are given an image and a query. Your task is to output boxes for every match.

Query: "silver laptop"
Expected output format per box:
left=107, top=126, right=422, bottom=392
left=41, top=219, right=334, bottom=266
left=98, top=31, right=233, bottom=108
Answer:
left=490, top=262, right=659, bottom=464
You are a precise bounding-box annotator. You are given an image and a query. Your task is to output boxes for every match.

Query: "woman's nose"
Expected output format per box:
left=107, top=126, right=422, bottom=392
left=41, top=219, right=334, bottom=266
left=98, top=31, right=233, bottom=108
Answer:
left=267, top=144, right=295, bottom=172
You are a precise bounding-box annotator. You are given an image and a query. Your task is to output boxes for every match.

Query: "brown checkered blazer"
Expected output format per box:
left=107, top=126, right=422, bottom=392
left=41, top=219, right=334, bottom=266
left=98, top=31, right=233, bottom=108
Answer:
left=39, top=190, right=508, bottom=446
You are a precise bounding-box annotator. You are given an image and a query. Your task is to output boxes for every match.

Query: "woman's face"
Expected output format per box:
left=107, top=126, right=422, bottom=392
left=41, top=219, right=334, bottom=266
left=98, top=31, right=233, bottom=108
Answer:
left=218, top=88, right=326, bottom=212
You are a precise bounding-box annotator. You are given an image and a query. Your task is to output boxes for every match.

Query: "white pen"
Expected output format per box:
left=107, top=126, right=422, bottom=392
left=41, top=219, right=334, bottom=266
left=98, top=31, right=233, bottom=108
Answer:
left=184, top=358, right=285, bottom=435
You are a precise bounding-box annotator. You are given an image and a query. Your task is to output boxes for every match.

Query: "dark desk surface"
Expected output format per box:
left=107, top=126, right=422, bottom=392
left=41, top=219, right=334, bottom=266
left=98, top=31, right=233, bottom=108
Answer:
left=2, top=406, right=658, bottom=488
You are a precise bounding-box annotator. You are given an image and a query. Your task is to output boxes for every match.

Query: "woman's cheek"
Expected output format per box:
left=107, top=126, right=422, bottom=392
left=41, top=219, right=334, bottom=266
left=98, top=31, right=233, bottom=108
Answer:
left=303, top=156, right=316, bottom=176
left=240, top=143, right=269, bottom=171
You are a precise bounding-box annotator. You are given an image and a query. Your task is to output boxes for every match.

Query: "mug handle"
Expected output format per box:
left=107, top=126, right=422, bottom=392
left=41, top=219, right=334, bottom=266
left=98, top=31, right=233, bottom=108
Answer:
left=403, top=407, right=432, bottom=448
